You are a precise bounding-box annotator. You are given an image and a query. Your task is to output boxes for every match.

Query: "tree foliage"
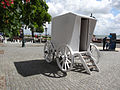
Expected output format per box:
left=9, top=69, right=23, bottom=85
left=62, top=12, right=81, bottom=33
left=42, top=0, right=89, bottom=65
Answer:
left=0, top=0, right=51, bottom=37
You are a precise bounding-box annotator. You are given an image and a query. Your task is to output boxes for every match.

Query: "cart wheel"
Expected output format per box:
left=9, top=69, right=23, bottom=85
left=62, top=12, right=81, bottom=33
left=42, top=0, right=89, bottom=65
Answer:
left=44, top=41, right=54, bottom=63
left=57, top=45, right=73, bottom=72
left=90, top=43, right=100, bottom=64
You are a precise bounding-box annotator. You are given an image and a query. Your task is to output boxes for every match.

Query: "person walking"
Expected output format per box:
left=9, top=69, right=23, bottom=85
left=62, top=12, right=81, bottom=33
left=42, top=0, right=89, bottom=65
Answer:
left=103, top=37, right=107, bottom=50
left=106, top=41, right=109, bottom=50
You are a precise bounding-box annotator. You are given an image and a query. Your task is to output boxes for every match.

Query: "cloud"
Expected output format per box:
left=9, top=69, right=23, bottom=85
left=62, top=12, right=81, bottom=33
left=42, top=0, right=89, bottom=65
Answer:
left=112, top=0, right=120, bottom=10
left=46, top=0, right=120, bottom=35
left=47, top=0, right=112, bottom=16
left=114, top=14, right=120, bottom=23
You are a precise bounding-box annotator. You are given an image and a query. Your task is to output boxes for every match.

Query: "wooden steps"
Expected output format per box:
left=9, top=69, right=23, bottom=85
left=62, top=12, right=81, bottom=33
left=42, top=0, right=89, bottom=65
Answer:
left=80, top=53, right=99, bottom=74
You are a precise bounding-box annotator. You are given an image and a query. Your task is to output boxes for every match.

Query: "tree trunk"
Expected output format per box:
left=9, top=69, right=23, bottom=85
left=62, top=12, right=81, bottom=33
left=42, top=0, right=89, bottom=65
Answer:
left=32, top=30, right=34, bottom=37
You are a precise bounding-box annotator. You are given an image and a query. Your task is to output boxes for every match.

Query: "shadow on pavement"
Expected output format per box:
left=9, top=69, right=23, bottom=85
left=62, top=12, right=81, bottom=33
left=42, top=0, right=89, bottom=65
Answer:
left=71, top=63, right=89, bottom=74
left=14, top=59, right=67, bottom=78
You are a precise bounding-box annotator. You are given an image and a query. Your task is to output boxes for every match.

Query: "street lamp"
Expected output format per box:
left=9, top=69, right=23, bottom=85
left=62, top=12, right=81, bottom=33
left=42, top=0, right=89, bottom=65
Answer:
left=21, top=25, right=25, bottom=47
left=45, top=22, right=48, bottom=42
left=45, top=26, right=47, bottom=42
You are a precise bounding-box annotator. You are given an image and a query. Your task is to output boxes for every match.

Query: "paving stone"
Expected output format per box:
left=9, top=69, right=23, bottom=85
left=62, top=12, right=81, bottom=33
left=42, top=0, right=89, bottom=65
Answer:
left=0, top=43, right=120, bottom=90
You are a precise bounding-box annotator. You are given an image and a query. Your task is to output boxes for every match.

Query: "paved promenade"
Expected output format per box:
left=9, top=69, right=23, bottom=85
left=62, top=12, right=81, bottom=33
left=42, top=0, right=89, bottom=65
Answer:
left=0, top=43, right=120, bottom=90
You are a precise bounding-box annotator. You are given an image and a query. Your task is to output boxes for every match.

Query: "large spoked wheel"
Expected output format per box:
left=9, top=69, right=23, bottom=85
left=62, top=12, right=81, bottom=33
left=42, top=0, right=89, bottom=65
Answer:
left=44, top=41, right=54, bottom=63
left=90, top=43, right=100, bottom=64
left=57, top=45, right=73, bottom=72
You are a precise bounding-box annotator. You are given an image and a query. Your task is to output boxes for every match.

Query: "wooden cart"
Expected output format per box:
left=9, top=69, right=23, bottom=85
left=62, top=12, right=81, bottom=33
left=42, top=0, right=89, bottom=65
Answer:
left=44, top=13, right=100, bottom=74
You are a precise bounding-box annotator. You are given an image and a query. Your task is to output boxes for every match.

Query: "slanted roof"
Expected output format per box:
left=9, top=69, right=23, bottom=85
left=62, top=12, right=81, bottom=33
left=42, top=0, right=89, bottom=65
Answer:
left=53, top=12, right=96, bottom=20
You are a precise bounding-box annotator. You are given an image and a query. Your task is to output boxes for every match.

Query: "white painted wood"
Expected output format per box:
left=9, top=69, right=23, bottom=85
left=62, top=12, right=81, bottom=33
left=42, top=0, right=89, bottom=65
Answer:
left=48, top=12, right=99, bottom=73
left=44, top=41, right=54, bottom=63
left=51, top=12, right=96, bottom=51
left=87, top=19, right=97, bottom=50
left=51, top=13, right=76, bottom=50
left=72, top=51, right=91, bottom=74
left=69, top=16, right=81, bottom=51
left=56, top=45, right=74, bottom=72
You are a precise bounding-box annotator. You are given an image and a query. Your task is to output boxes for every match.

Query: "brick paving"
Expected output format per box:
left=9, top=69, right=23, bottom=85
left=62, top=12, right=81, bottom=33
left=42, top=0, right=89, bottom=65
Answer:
left=0, top=76, right=5, bottom=90
left=0, top=50, right=4, bottom=54
left=0, top=43, right=120, bottom=90
left=0, top=43, right=5, bottom=47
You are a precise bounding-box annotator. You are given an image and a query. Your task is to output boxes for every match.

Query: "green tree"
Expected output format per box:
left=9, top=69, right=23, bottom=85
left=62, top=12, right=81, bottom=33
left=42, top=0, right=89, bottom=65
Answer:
left=0, top=0, right=51, bottom=38
left=0, top=0, right=22, bottom=37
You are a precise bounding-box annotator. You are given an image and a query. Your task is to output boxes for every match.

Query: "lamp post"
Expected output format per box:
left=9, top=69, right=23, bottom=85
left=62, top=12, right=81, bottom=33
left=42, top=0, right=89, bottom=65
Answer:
left=45, top=22, right=48, bottom=42
left=21, top=25, right=25, bottom=47
left=45, top=26, right=47, bottom=42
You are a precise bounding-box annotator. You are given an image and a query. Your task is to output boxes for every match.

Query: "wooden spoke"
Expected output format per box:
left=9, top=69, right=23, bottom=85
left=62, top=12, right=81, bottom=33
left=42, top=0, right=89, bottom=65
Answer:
left=57, top=45, right=73, bottom=72
left=66, top=62, right=70, bottom=69
left=44, top=41, right=54, bottom=63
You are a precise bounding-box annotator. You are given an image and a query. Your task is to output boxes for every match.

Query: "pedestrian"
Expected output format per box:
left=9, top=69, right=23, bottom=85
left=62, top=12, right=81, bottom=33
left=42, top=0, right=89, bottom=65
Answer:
left=35, top=34, right=37, bottom=38
left=103, top=37, right=107, bottom=50
left=106, top=41, right=109, bottom=50
left=108, top=35, right=112, bottom=50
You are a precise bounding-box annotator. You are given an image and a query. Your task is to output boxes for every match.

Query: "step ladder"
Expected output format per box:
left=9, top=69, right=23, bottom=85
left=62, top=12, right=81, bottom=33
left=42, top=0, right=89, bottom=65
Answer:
left=73, top=51, right=99, bottom=75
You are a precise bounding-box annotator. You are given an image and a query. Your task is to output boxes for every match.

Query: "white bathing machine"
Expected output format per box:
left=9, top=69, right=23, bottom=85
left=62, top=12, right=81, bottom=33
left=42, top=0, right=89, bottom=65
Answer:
left=44, top=13, right=100, bottom=74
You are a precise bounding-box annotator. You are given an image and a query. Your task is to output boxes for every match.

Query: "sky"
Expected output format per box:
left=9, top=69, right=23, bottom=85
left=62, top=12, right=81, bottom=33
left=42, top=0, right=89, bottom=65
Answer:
left=45, top=0, right=120, bottom=35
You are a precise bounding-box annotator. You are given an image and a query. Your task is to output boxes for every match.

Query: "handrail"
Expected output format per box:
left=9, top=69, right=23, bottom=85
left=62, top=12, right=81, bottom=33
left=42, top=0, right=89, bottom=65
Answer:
left=90, top=43, right=101, bottom=64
